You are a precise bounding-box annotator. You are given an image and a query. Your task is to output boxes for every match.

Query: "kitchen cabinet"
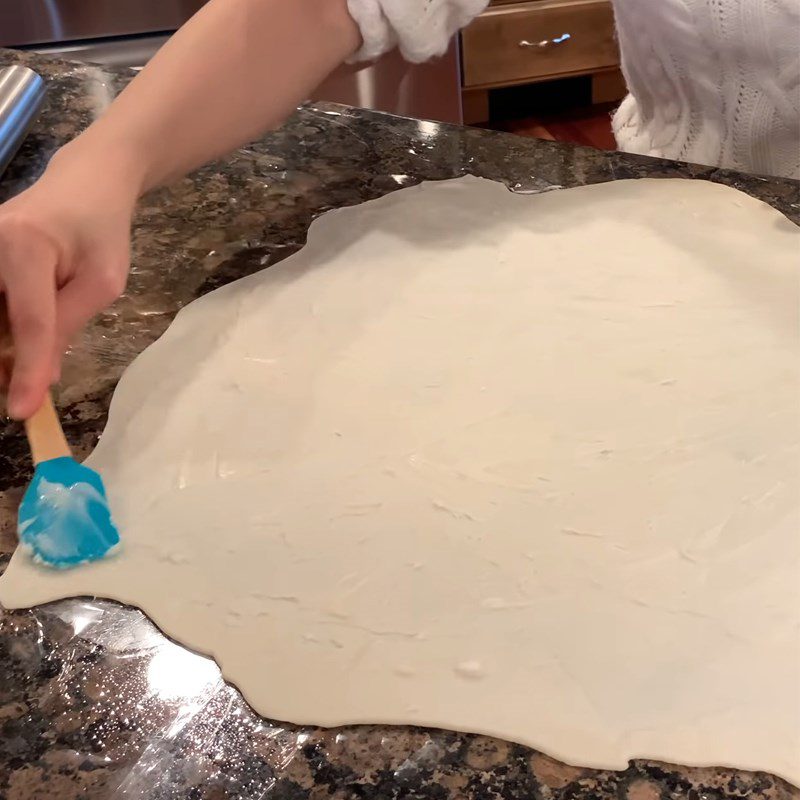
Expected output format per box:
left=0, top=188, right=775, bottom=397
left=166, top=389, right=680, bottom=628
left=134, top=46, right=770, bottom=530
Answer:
left=461, top=0, right=626, bottom=123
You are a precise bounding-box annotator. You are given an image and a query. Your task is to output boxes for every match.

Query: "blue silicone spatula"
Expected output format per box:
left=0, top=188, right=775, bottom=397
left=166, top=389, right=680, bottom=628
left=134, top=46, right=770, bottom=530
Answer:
left=1, top=304, right=120, bottom=568
left=17, top=393, right=120, bottom=568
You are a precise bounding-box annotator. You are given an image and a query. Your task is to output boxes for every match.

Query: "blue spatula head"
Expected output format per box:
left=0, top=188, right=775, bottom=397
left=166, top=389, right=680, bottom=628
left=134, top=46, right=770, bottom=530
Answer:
left=18, top=457, right=120, bottom=568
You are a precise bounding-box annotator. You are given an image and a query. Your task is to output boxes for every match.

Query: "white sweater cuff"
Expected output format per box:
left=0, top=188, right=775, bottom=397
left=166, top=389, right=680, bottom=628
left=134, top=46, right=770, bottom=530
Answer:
left=346, top=0, right=488, bottom=64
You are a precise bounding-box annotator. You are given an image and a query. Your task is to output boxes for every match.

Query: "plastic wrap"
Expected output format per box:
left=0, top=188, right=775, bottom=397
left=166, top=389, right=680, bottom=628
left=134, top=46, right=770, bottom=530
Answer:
left=2, top=599, right=303, bottom=798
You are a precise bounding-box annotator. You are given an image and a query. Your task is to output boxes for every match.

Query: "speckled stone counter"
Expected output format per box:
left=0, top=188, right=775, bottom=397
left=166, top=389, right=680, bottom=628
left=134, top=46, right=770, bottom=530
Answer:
left=0, top=49, right=798, bottom=800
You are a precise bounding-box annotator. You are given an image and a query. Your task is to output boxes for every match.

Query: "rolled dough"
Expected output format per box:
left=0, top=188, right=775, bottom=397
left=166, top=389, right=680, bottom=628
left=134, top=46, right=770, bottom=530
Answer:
left=1, top=177, right=799, bottom=782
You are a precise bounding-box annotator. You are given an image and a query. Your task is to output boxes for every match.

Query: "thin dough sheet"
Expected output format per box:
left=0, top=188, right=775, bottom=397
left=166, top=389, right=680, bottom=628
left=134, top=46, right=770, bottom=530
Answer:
left=1, top=178, right=799, bottom=783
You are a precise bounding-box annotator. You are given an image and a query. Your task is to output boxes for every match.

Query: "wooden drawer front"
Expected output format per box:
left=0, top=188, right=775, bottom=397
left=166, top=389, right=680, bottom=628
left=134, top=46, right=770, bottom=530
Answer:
left=462, top=0, right=618, bottom=88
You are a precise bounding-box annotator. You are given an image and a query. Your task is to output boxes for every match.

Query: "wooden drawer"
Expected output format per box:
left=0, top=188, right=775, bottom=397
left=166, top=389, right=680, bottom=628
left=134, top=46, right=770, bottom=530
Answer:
left=462, top=0, right=619, bottom=89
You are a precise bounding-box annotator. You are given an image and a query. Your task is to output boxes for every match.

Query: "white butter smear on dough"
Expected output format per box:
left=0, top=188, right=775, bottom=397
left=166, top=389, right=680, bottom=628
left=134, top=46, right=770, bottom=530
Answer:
left=1, top=177, right=798, bottom=784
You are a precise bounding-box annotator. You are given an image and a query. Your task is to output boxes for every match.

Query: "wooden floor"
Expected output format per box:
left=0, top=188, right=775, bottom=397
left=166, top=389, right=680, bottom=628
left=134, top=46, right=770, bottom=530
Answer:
left=490, top=103, right=617, bottom=151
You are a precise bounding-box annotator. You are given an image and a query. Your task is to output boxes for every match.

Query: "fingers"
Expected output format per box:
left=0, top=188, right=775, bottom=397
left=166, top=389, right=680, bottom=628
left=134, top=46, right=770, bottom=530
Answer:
left=53, top=254, right=128, bottom=366
left=3, top=256, right=57, bottom=419
left=0, top=300, right=11, bottom=392
left=6, top=289, right=57, bottom=420
left=0, top=352, right=10, bottom=395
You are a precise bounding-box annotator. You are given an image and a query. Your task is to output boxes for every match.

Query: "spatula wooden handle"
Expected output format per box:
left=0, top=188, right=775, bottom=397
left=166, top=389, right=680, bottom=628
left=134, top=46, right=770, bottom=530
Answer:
left=25, top=392, right=72, bottom=465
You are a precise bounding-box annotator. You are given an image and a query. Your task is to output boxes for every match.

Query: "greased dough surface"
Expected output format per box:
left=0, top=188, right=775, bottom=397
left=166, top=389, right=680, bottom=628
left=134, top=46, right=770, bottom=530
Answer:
left=2, top=178, right=799, bottom=782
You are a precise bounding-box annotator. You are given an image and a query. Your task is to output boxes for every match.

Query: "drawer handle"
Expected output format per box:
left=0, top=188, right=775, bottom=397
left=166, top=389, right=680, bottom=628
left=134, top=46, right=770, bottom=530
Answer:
left=519, top=33, right=572, bottom=49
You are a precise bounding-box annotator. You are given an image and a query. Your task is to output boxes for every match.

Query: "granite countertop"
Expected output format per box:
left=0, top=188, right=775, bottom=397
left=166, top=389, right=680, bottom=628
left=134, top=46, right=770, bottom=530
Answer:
left=0, top=49, right=798, bottom=800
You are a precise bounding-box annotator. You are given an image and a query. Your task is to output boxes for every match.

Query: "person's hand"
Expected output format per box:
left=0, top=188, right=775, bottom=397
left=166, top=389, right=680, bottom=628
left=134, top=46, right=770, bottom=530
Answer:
left=0, top=0, right=362, bottom=421
left=0, top=142, right=139, bottom=420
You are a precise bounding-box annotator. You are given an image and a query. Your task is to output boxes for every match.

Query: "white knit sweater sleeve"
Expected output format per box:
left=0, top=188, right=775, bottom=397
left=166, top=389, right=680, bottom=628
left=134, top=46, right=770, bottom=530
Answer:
left=347, top=0, right=489, bottom=63
left=611, top=0, right=800, bottom=179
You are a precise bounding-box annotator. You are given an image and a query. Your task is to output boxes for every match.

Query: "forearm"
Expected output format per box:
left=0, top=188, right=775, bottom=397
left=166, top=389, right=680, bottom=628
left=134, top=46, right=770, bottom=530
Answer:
left=51, top=0, right=361, bottom=194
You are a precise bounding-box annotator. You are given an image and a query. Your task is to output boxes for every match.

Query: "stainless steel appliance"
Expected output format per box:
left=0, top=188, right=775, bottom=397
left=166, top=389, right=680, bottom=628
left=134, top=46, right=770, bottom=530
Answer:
left=0, top=0, right=463, bottom=122
left=0, top=65, right=47, bottom=173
